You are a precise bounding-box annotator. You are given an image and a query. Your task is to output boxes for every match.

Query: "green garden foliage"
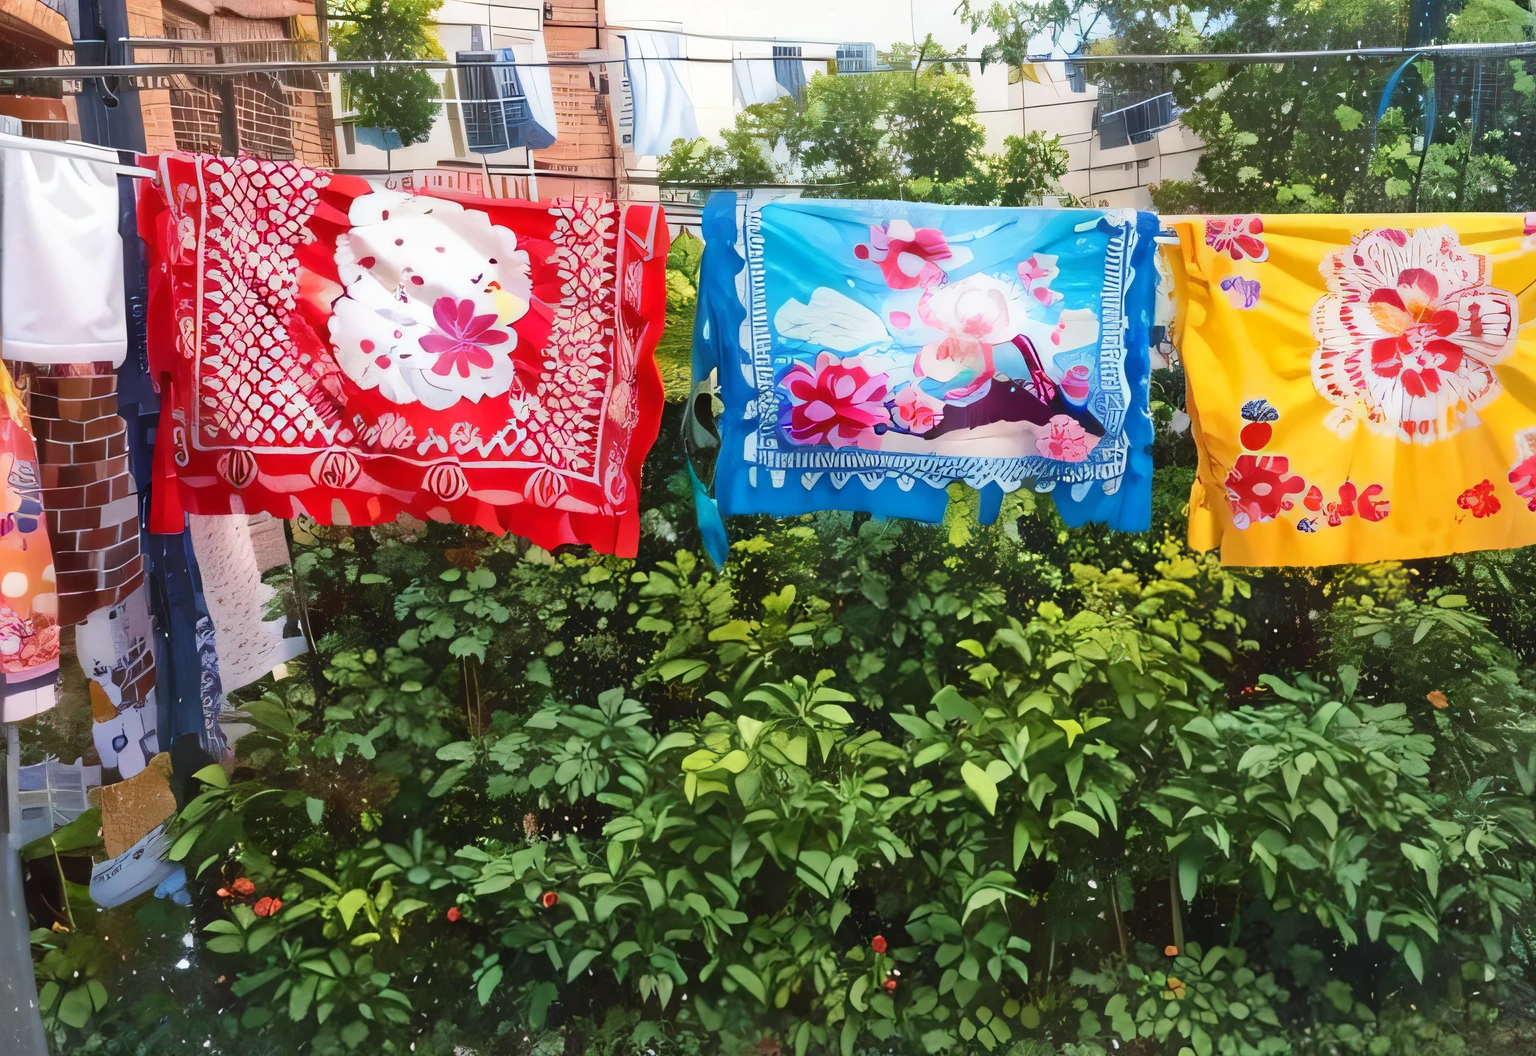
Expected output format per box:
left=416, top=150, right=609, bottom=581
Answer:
left=24, top=10, right=1536, bottom=1054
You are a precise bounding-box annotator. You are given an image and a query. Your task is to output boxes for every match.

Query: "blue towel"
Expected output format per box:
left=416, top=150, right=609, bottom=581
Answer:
left=692, top=193, right=1161, bottom=540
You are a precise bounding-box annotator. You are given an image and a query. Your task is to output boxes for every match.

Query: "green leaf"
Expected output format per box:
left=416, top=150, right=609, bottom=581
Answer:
left=477, top=964, right=504, bottom=1006
left=963, top=887, right=1007, bottom=923
left=611, top=941, right=642, bottom=963
left=726, top=964, right=767, bottom=1004
left=306, top=797, right=325, bottom=824
left=1178, top=854, right=1200, bottom=903
left=1054, top=810, right=1101, bottom=838
left=338, top=888, right=370, bottom=930
left=1307, top=800, right=1339, bottom=839
left=1334, top=103, right=1364, bottom=130
left=1402, top=939, right=1424, bottom=983
left=290, top=975, right=318, bottom=1021
left=566, top=948, right=601, bottom=982
left=961, top=761, right=999, bottom=815
left=191, top=764, right=229, bottom=789
left=58, top=986, right=93, bottom=1028
left=1401, top=843, right=1440, bottom=897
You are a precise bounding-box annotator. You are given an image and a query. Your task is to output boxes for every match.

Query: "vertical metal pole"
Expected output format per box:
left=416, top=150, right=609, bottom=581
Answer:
left=1, top=723, right=48, bottom=1055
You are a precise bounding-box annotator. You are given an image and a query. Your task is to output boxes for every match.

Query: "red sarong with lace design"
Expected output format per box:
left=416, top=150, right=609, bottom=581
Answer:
left=141, top=154, right=669, bottom=556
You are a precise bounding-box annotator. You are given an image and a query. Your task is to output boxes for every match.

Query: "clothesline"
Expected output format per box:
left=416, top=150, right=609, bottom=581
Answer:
left=4, top=37, right=1535, bottom=81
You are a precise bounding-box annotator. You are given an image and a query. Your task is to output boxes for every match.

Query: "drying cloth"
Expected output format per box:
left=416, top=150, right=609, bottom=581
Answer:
left=78, top=584, right=159, bottom=777
left=694, top=191, right=1161, bottom=540
left=0, top=359, right=58, bottom=722
left=1170, top=213, right=1536, bottom=565
left=10, top=361, right=145, bottom=626
left=509, top=39, right=559, bottom=149
left=141, top=154, right=669, bottom=556
left=1, top=145, right=126, bottom=366
left=245, top=512, right=291, bottom=573
left=623, top=31, right=699, bottom=156
left=734, top=55, right=787, bottom=107
left=188, top=514, right=306, bottom=693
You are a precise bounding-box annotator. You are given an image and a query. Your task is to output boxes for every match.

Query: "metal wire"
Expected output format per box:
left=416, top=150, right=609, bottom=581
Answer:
left=6, top=38, right=1536, bottom=81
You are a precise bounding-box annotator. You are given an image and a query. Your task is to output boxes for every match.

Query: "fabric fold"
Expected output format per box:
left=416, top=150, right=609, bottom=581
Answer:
left=1170, top=212, right=1536, bottom=565
left=693, top=192, right=1160, bottom=538
left=141, top=154, right=669, bottom=557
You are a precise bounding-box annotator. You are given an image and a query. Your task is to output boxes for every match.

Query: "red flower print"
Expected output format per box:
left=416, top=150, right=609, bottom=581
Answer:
left=1313, top=227, right=1515, bottom=443
left=253, top=897, right=281, bottom=918
left=541, top=891, right=559, bottom=909
left=1224, top=454, right=1306, bottom=529
left=779, top=352, right=892, bottom=450
left=419, top=297, right=509, bottom=379
left=1205, top=216, right=1268, bottom=262
left=231, top=877, right=256, bottom=897
left=1457, top=479, right=1501, bottom=518
left=870, top=935, right=887, bottom=954
left=1509, top=443, right=1536, bottom=511
left=853, top=220, right=968, bottom=290
left=446, top=906, right=462, bottom=922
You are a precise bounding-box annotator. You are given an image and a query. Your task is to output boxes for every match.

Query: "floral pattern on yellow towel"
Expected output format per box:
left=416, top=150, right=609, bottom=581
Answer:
left=1171, top=213, right=1536, bottom=566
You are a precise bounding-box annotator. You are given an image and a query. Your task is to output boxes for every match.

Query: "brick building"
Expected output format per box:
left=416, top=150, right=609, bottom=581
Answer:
left=0, top=0, right=74, bottom=139
left=128, top=0, right=335, bottom=165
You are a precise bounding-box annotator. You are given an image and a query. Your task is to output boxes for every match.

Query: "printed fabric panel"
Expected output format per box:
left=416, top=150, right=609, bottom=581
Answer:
left=0, top=359, right=59, bottom=721
left=693, top=191, right=1161, bottom=531
left=141, top=154, right=670, bottom=557
left=1170, top=213, right=1536, bottom=565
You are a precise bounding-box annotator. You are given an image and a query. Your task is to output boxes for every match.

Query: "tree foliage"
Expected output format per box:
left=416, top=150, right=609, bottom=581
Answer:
left=329, top=0, right=446, bottom=147
left=659, top=49, right=1068, bottom=205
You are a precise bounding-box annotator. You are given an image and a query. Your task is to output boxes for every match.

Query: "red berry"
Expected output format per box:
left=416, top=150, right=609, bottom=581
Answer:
left=870, top=935, right=887, bottom=954
left=1240, top=421, right=1272, bottom=450
left=446, top=907, right=462, bottom=922
left=541, top=891, right=559, bottom=909
left=883, top=978, right=897, bottom=991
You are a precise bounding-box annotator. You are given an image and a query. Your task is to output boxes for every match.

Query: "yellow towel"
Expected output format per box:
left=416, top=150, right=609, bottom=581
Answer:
left=1169, top=213, right=1536, bottom=566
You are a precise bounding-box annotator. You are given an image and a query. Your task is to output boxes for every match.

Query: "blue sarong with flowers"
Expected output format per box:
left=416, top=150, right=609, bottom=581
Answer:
left=691, top=191, right=1161, bottom=560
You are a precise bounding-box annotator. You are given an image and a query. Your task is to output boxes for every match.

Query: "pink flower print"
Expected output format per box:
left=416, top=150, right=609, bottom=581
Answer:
left=419, top=297, right=510, bottom=379
left=1525, top=213, right=1536, bottom=236
left=1036, top=414, right=1091, bottom=462
left=854, top=220, right=969, bottom=290
left=1224, top=454, right=1306, bottom=529
left=1018, top=254, right=1063, bottom=306
left=1206, top=216, right=1268, bottom=262
left=780, top=352, right=892, bottom=449
left=1313, top=226, right=1516, bottom=443
left=1509, top=451, right=1536, bottom=511
left=893, top=386, right=943, bottom=433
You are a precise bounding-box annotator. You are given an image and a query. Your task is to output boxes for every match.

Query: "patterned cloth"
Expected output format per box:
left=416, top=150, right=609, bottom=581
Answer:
left=141, top=154, right=669, bottom=557
left=0, top=359, right=59, bottom=721
left=1169, top=213, right=1536, bottom=565
left=693, top=192, right=1161, bottom=544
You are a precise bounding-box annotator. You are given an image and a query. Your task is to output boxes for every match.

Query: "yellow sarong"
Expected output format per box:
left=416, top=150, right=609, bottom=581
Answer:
left=1169, top=213, right=1536, bottom=566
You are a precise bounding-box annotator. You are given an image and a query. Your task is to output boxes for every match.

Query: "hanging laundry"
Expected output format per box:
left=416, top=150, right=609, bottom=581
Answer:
left=0, top=359, right=58, bottom=722
left=457, top=43, right=559, bottom=154
left=1169, top=213, right=1536, bottom=565
left=734, top=54, right=787, bottom=107
left=1, top=143, right=126, bottom=366
left=691, top=191, right=1160, bottom=559
left=623, top=30, right=700, bottom=156
left=77, top=585, right=159, bottom=777
left=188, top=514, right=306, bottom=693
left=142, top=154, right=669, bottom=557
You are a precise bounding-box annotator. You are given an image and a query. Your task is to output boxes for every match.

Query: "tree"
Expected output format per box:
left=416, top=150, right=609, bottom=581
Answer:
left=329, top=0, right=445, bottom=147
left=659, top=47, right=1067, bottom=206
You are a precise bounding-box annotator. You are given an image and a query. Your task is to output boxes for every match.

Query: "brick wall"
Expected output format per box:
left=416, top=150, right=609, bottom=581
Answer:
left=538, top=4, right=620, bottom=199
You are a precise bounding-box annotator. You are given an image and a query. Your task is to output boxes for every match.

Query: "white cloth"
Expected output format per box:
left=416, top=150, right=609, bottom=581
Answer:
left=189, top=514, right=308, bottom=693
left=1, top=144, right=126, bottom=365
left=623, top=31, right=700, bottom=156
left=512, top=37, right=560, bottom=145
left=734, top=56, right=787, bottom=107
